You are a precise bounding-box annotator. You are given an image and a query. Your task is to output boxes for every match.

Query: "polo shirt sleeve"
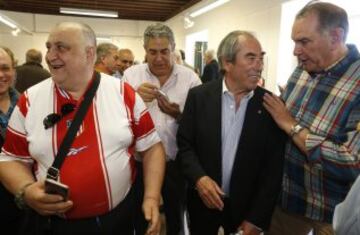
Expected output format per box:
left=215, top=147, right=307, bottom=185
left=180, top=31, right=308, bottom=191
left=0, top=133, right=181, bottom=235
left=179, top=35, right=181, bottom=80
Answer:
left=133, top=92, right=161, bottom=152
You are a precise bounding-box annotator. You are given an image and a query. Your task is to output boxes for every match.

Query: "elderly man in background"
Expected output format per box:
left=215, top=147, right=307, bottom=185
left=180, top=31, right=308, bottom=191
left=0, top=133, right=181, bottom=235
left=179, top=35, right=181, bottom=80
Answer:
left=201, top=49, right=220, bottom=83
left=123, top=23, right=201, bottom=235
left=117, top=48, right=134, bottom=79
left=15, top=48, right=51, bottom=93
left=0, top=22, right=165, bottom=235
left=94, top=42, right=119, bottom=76
left=264, top=2, right=360, bottom=235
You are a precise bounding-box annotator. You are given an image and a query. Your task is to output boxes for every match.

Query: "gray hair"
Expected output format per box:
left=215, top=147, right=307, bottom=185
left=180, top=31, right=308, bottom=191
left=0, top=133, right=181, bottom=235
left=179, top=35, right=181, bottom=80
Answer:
left=217, top=30, right=257, bottom=72
left=296, top=1, right=349, bottom=42
left=26, top=49, right=42, bottom=64
left=143, top=23, right=175, bottom=50
left=95, top=43, right=118, bottom=64
left=55, top=22, right=97, bottom=47
left=205, top=50, right=216, bottom=60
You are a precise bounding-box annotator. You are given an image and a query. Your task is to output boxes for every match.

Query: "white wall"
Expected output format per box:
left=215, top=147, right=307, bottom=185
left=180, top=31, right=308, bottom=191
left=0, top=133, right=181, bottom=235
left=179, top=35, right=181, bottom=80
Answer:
left=2, top=0, right=291, bottom=92
left=167, top=0, right=288, bottom=92
left=0, top=10, right=159, bottom=68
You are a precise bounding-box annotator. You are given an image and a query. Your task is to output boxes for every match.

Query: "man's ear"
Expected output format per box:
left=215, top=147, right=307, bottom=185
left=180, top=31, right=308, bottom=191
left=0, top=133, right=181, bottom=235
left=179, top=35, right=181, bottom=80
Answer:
left=221, top=58, right=233, bottom=73
left=329, top=27, right=345, bottom=46
left=86, top=46, right=96, bottom=62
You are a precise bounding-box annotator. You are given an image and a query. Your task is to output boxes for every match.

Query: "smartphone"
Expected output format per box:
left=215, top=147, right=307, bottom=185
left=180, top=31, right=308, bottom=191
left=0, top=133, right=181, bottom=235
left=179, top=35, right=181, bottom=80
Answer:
left=45, top=178, right=69, bottom=200
left=157, top=90, right=170, bottom=102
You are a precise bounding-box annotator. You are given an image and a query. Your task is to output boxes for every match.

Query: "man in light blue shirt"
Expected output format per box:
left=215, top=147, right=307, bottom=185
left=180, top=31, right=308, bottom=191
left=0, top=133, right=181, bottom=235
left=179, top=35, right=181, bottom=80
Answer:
left=177, top=30, right=286, bottom=235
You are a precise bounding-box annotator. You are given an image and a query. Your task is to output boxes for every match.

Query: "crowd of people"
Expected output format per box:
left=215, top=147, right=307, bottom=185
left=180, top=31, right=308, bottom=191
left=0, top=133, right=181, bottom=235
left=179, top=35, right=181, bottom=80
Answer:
left=0, top=1, right=359, bottom=235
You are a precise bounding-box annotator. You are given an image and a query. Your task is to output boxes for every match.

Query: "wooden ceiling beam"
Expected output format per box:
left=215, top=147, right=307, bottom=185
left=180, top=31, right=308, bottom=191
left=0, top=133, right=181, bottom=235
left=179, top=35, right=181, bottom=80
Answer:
left=0, top=0, right=199, bottom=21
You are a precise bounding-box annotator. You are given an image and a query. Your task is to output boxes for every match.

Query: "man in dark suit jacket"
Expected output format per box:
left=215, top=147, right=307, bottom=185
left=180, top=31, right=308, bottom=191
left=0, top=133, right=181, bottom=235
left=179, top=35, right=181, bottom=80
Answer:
left=15, top=49, right=50, bottom=93
left=201, top=49, right=220, bottom=83
left=177, top=31, right=286, bottom=235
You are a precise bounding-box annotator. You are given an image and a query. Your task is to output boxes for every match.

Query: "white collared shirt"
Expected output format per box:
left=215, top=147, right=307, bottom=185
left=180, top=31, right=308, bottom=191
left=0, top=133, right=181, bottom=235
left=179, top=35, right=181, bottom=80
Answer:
left=123, top=63, right=201, bottom=160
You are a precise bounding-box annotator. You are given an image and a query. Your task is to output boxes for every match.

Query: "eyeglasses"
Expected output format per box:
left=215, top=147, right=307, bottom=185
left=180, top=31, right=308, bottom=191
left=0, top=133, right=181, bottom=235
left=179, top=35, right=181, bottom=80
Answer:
left=43, top=103, right=76, bottom=129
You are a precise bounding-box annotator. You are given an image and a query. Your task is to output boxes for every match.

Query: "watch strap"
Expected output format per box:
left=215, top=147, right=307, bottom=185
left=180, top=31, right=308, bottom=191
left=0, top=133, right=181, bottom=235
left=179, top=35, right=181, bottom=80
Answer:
left=14, top=182, right=34, bottom=210
left=290, top=123, right=304, bottom=137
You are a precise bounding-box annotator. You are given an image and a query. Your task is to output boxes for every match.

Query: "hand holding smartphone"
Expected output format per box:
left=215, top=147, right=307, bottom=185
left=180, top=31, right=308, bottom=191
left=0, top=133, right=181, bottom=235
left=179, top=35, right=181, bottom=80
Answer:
left=157, top=90, right=170, bottom=102
left=45, top=178, right=69, bottom=201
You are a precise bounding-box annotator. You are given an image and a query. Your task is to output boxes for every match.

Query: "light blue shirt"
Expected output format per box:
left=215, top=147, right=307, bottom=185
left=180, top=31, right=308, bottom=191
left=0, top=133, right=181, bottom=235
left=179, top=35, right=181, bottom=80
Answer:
left=221, top=79, right=254, bottom=195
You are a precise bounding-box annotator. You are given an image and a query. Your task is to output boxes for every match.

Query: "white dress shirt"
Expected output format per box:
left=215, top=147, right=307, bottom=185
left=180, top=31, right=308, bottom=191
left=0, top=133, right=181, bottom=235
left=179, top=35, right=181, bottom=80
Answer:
left=123, top=63, right=201, bottom=160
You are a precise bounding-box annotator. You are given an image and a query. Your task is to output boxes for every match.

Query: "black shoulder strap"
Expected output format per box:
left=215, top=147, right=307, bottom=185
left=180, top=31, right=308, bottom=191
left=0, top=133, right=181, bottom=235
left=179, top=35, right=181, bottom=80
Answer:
left=47, top=72, right=101, bottom=180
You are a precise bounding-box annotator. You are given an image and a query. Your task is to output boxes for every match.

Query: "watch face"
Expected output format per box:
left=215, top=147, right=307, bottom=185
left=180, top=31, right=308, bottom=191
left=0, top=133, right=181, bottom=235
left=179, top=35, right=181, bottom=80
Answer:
left=293, top=124, right=304, bottom=135
left=290, top=124, right=303, bottom=137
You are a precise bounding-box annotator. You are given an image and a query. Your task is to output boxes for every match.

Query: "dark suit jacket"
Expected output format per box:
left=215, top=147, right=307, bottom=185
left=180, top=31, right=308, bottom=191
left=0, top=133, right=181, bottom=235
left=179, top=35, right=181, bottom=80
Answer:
left=15, top=62, right=51, bottom=93
left=201, top=59, right=220, bottom=83
left=176, top=79, right=286, bottom=229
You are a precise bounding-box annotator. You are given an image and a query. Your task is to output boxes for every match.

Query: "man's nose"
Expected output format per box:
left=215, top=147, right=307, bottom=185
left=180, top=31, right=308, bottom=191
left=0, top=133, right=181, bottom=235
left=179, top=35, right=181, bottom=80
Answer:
left=46, top=47, right=58, bottom=61
left=253, top=58, right=264, bottom=69
left=154, top=53, right=163, bottom=61
left=293, top=44, right=302, bottom=56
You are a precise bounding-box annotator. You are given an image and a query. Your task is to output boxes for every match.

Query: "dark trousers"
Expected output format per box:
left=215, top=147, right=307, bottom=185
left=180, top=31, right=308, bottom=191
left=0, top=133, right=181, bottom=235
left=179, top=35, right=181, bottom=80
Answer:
left=187, top=190, right=238, bottom=235
left=20, top=187, right=135, bottom=235
left=134, top=160, right=186, bottom=235
left=0, top=183, right=24, bottom=235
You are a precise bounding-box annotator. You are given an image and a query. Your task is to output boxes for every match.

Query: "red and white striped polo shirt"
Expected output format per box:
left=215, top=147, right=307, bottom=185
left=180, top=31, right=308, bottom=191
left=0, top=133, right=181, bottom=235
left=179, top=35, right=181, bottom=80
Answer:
left=0, top=73, right=160, bottom=219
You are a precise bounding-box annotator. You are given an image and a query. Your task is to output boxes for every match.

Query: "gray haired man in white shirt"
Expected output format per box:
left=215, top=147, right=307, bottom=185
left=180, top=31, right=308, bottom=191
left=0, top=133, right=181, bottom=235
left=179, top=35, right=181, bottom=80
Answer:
left=123, top=23, right=201, bottom=235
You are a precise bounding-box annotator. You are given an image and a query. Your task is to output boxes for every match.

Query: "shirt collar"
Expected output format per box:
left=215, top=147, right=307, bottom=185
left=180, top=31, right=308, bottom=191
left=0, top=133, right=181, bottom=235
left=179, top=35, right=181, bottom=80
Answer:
left=222, top=78, right=254, bottom=99
left=309, top=44, right=360, bottom=78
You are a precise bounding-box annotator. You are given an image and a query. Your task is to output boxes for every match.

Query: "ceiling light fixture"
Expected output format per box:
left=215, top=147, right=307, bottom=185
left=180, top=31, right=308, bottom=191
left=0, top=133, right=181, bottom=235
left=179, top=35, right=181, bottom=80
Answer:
left=11, top=28, right=21, bottom=36
left=189, top=0, right=231, bottom=18
left=60, top=7, right=118, bottom=18
left=0, top=15, right=18, bottom=29
left=96, top=37, right=112, bottom=43
left=184, top=16, right=195, bottom=29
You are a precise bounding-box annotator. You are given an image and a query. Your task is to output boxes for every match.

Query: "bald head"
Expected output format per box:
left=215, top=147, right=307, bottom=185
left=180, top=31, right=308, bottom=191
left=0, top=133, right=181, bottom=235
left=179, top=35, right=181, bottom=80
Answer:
left=46, top=22, right=98, bottom=88
left=52, top=22, right=97, bottom=48
left=117, top=48, right=134, bottom=74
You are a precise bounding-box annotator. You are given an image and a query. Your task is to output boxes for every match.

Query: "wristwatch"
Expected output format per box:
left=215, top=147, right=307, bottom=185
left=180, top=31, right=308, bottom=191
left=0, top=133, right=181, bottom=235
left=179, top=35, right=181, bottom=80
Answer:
left=289, top=123, right=304, bottom=137
left=14, top=182, right=33, bottom=210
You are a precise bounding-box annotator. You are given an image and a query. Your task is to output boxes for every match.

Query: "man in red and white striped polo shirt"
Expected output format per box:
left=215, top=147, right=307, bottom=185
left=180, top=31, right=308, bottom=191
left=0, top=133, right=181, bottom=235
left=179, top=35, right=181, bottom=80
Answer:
left=0, top=22, right=165, bottom=235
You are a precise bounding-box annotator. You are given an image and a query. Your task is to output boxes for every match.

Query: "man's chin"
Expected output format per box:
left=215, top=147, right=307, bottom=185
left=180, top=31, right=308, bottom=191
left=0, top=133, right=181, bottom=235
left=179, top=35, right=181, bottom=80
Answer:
left=152, top=70, right=170, bottom=77
left=51, top=76, right=65, bottom=84
left=300, top=63, right=319, bottom=73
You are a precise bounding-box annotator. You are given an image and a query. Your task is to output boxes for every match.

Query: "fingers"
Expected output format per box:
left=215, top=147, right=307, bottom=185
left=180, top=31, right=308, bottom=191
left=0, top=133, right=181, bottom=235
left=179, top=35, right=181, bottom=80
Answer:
left=24, top=181, right=73, bottom=215
left=263, top=93, right=279, bottom=107
left=196, top=176, right=224, bottom=210
left=239, top=221, right=262, bottom=235
left=138, top=83, right=158, bottom=102
left=145, top=209, right=160, bottom=235
left=157, top=97, right=181, bottom=119
left=143, top=199, right=161, bottom=235
left=36, top=200, right=73, bottom=216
